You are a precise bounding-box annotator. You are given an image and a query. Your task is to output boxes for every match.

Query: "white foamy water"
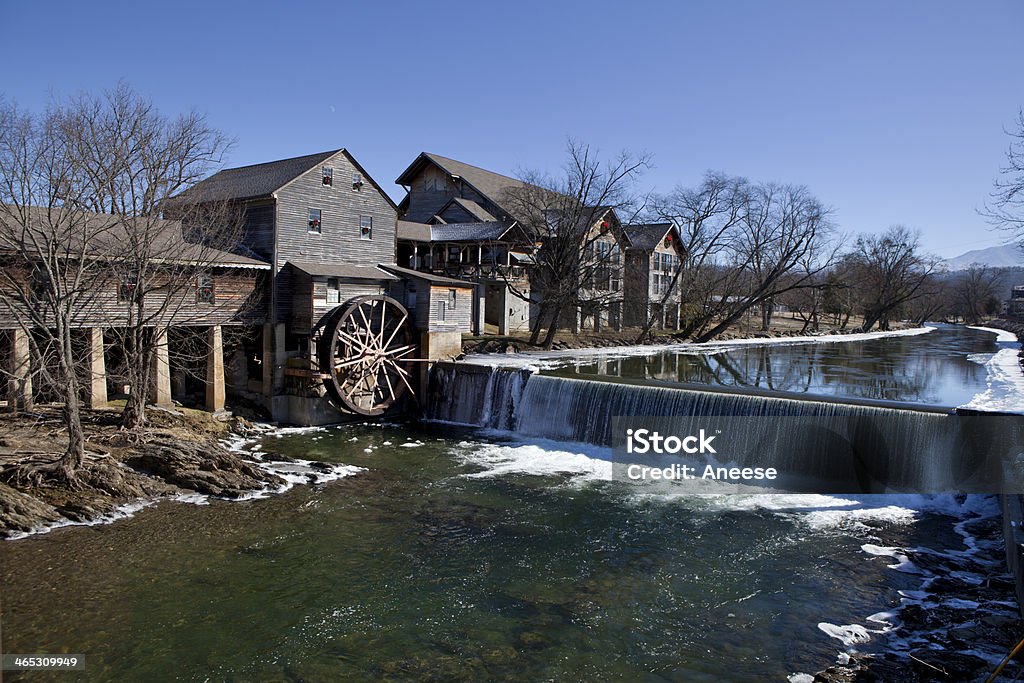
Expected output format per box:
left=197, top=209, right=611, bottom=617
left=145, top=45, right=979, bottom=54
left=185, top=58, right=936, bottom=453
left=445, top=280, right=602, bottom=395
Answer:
left=4, top=499, right=159, bottom=541
left=222, top=428, right=364, bottom=499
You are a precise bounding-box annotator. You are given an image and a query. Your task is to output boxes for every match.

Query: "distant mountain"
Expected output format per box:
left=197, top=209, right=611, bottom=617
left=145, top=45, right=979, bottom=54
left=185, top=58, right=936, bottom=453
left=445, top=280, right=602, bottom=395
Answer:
left=943, top=243, right=1024, bottom=271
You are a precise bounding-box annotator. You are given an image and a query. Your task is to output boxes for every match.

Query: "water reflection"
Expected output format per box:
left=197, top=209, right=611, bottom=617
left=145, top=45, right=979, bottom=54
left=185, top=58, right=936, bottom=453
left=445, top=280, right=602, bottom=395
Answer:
left=550, top=326, right=998, bottom=406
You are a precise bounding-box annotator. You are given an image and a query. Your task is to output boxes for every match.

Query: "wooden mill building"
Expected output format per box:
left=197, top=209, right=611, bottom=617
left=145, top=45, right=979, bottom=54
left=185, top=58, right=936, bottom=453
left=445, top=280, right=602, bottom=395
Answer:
left=3, top=149, right=474, bottom=425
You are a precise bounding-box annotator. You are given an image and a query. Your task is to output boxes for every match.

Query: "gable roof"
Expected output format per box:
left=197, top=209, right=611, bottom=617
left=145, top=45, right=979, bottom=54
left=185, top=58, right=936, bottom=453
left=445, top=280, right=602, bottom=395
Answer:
left=173, top=150, right=341, bottom=203
left=436, top=197, right=498, bottom=223
left=396, top=152, right=543, bottom=219
left=624, top=223, right=675, bottom=251
left=0, top=206, right=271, bottom=269
left=168, top=149, right=398, bottom=211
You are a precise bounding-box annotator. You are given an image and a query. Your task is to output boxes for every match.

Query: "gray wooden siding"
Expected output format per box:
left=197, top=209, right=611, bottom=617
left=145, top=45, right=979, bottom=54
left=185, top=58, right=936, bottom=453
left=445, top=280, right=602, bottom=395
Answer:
left=288, top=268, right=388, bottom=334
left=426, top=285, right=471, bottom=333
left=437, top=203, right=476, bottom=223
left=241, top=200, right=275, bottom=259
left=0, top=260, right=265, bottom=330
left=400, top=162, right=508, bottom=224
left=273, top=151, right=397, bottom=323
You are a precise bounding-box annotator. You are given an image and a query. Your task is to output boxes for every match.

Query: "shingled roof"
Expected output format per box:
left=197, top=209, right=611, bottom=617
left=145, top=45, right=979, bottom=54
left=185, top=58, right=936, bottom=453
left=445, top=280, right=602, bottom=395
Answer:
left=0, top=206, right=271, bottom=268
left=429, top=222, right=515, bottom=242
left=171, top=150, right=341, bottom=203
left=168, top=149, right=398, bottom=210
left=397, top=152, right=535, bottom=204
left=624, top=223, right=674, bottom=251
left=437, top=197, right=498, bottom=223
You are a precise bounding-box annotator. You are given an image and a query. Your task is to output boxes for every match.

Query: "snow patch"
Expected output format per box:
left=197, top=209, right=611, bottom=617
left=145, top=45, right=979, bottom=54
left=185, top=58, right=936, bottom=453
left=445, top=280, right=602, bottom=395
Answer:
left=967, top=325, right=1019, bottom=344
left=959, top=347, right=1024, bottom=413
left=818, top=622, right=874, bottom=648
left=461, top=326, right=937, bottom=370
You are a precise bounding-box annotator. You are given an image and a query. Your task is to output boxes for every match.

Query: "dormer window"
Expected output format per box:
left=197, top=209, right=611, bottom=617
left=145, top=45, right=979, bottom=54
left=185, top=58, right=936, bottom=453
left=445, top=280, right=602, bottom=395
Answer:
left=308, top=208, right=322, bottom=234
left=322, top=167, right=333, bottom=186
left=352, top=173, right=363, bottom=190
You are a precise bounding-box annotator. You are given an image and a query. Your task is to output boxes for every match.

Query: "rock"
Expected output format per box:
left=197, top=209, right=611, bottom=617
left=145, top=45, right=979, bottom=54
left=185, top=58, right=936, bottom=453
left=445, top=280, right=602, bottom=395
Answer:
left=126, top=438, right=281, bottom=498
left=0, top=482, right=61, bottom=536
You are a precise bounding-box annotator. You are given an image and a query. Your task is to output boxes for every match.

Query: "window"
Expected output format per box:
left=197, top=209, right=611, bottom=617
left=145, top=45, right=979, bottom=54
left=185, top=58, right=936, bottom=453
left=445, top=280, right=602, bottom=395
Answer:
left=196, top=272, right=214, bottom=304
left=29, top=269, right=50, bottom=304
left=352, top=172, right=363, bottom=189
left=308, top=208, right=321, bottom=233
left=322, top=167, right=333, bottom=186
left=359, top=215, right=372, bottom=240
left=327, top=278, right=340, bottom=304
left=448, top=288, right=457, bottom=309
left=119, top=272, right=138, bottom=303
left=437, top=300, right=447, bottom=321
left=448, top=246, right=461, bottom=263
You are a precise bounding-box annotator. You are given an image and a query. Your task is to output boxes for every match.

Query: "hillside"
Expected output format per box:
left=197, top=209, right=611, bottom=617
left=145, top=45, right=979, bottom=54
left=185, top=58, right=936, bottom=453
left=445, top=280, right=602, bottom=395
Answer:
left=944, top=243, right=1024, bottom=271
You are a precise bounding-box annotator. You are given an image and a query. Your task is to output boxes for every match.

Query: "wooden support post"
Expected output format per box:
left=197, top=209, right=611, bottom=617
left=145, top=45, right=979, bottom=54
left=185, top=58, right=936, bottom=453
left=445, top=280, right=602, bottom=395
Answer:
left=7, top=329, right=32, bottom=412
left=85, top=328, right=107, bottom=409
left=261, top=323, right=274, bottom=398
left=205, top=325, right=225, bottom=413
left=261, top=323, right=286, bottom=399
left=149, top=329, right=172, bottom=407
left=473, top=285, right=485, bottom=336
left=497, top=285, right=510, bottom=336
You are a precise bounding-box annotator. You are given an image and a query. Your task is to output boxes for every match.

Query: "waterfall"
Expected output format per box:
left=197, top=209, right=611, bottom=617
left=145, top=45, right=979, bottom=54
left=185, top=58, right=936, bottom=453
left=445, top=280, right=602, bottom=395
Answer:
left=426, top=363, right=1017, bottom=493
left=426, top=364, right=530, bottom=430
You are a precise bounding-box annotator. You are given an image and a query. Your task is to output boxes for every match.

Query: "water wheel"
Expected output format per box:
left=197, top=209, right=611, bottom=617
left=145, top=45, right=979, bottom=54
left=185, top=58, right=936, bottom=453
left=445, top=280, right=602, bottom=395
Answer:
left=316, top=295, right=416, bottom=416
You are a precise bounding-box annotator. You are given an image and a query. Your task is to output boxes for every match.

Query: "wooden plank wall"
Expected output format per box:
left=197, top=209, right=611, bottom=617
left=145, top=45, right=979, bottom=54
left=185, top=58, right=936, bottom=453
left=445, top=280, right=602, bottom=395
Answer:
left=274, top=151, right=397, bottom=324
left=0, top=260, right=265, bottom=329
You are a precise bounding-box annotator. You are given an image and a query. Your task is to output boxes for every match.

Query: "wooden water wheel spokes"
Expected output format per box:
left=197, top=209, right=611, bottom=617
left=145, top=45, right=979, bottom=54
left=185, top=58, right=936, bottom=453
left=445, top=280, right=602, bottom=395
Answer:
left=317, top=295, right=416, bottom=416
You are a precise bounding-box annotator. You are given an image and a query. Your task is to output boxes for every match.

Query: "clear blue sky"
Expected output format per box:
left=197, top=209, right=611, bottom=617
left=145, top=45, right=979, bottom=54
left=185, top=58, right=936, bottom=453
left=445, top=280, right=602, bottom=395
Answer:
left=2, top=0, right=1022, bottom=258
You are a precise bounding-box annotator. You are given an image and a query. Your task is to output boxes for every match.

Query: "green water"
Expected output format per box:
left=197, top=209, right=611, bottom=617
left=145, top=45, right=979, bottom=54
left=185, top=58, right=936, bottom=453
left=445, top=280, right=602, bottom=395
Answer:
left=0, top=422, right=990, bottom=681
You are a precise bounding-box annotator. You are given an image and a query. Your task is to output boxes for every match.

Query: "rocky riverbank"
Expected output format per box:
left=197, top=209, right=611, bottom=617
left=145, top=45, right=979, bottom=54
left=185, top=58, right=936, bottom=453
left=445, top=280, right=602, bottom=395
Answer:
left=808, top=502, right=1022, bottom=683
left=0, top=406, right=290, bottom=538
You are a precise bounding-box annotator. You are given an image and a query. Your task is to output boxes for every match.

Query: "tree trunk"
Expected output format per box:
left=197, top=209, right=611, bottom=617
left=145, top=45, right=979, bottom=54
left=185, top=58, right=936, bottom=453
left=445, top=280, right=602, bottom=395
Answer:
left=60, top=389, right=85, bottom=481
left=120, top=334, right=150, bottom=432
left=541, top=306, right=562, bottom=350
left=529, top=304, right=548, bottom=346
left=760, top=301, right=774, bottom=331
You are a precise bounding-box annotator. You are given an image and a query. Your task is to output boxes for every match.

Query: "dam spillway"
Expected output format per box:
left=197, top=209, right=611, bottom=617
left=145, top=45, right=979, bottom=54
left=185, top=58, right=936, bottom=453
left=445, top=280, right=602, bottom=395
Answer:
left=427, top=362, right=1022, bottom=494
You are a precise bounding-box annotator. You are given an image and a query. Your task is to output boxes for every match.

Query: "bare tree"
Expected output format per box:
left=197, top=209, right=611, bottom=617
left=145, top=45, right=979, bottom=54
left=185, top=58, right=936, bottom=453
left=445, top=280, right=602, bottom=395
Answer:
left=983, top=108, right=1024, bottom=239
left=648, top=172, right=750, bottom=340
left=501, top=141, right=649, bottom=349
left=842, top=226, right=937, bottom=331
left=0, top=101, right=120, bottom=483
left=51, top=84, right=239, bottom=432
left=650, top=174, right=836, bottom=342
left=951, top=264, right=1004, bottom=324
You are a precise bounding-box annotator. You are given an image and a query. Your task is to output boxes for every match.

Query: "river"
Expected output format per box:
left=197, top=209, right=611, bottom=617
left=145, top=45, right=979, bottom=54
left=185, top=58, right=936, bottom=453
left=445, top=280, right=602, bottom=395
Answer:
left=0, top=325, right=1021, bottom=681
